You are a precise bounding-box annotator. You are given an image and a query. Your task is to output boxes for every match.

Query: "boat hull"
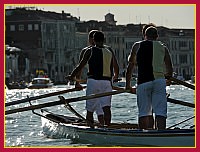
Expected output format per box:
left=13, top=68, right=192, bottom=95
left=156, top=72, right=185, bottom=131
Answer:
left=41, top=114, right=195, bottom=147
left=28, top=77, right=53, bottom=89
left=28, top=83, right=53, bottom=89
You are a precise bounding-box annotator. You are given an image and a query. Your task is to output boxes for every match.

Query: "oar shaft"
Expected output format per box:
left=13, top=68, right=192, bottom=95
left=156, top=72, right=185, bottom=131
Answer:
left=6, top=87, right=85, bottom=107
left=5, top=89, right=129, bottom=115
left=167, top=98, right=195, bottom=108
left=113, top=86, right=194, bottom=108
left=168, top=77, right=195, bottom=90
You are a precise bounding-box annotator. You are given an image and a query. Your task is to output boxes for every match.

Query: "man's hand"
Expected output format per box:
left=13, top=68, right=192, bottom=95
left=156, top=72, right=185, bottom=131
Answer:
left=166, top=79, right=171, bottom=86
left=129, top=87, right=136, bottom=94
left=65, top=75, right=74, bottom=81
left=75, top=82, right=84, bottom=89
left=126, top=86, right=136, bottom=94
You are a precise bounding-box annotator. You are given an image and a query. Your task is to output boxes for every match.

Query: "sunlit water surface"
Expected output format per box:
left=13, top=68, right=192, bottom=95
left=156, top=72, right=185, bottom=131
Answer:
left=5, top=84, right=195, bottom=147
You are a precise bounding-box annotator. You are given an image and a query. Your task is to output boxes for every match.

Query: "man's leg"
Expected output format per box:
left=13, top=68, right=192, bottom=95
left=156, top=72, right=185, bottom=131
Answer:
left=102, top=106, right=111, bottom=126
left=152, top=79, right=167, bottom=130
left=97, top=115, right=104, bottom=126
left=148, top=115, right=154, bottom=129
left=155, top=115, right=166, bottom=130
left=86, top=111, right=94, bottom=128
left=137, top=82, right=153, bottom=129
left=139, top=115, right=154, bottom=129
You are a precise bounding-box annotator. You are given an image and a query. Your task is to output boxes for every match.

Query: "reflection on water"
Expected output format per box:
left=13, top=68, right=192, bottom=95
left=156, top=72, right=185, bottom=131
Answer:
left=5, top=85, right=195, bottom=147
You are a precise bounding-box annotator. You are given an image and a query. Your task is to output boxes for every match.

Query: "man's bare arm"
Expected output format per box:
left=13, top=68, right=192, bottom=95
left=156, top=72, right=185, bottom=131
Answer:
left=164, top=47, right=173, bottom=77
left=126, top=42, right=139, bottom=89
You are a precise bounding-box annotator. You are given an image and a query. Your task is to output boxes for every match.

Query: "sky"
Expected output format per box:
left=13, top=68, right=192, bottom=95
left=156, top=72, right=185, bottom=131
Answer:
left=18, top=4, right=196, bottom=29
left=6, top=4, right=195, bottom=29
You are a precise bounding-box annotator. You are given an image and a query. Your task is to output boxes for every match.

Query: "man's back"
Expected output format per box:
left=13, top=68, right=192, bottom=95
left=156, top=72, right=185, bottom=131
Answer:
left=87, top=47, right=113, bottom=80
left=137, top=40, right=166, bottom=84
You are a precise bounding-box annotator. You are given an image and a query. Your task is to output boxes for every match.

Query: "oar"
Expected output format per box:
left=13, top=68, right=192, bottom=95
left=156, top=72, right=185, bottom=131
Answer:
left=167, top=98, right=195, bottom=108
left=5, top=89, right=130, bottom=115
left=167, top=76, right=195, bottom=90
left=167, top=116, right=195, bottom=129
left=113, top=86, right=195, bottom=108
left=5, top=87, right=86, bottom=107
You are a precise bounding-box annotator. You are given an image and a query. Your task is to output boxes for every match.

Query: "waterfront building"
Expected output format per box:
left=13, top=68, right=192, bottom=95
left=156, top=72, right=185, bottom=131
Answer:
left=5, top=8, right=195, bottom=83
left=5, top=7, right=78, bottom=83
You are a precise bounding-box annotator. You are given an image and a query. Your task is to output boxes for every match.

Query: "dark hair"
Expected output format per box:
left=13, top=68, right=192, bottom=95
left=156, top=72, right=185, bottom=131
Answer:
left=93, top=31, right=104, bottom=42
left=89, top=30, right=98, bottom=38
left=142, top=23, right=156, bottom=36
left=145, top=26, right=158, bottom=39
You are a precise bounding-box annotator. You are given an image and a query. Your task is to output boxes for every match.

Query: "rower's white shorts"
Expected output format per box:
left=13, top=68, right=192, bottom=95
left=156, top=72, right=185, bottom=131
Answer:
left=86, top=79, right=112, bottom=115
left=137, top=78, right=167, bottom=118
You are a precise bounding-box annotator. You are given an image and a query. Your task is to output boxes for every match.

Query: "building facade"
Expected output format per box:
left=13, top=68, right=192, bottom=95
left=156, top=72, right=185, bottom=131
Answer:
left=5, top=8, right=78, bottom=83
left=5, top=8, right=195, bottom=83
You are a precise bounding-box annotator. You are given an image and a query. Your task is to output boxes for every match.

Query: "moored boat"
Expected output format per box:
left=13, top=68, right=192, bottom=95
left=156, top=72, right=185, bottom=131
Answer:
left=40, top=109, right=195, bottom=147
left=6, top=82, right=27, bottom=89
left=113, top=77, right=136, bottom=87
left=28, top=77, right=53, bottom=89
left=6, top=79, right=28, bottom=89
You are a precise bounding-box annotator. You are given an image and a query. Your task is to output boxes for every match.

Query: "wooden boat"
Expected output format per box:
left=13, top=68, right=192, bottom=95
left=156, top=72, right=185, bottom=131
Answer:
left=38, top=102, right=195, bottom=147
left=6, top=81, right=28, bottom=89
left=28, top=77, right=53, bottom=89
left=5, top=81, right=195, bottom=147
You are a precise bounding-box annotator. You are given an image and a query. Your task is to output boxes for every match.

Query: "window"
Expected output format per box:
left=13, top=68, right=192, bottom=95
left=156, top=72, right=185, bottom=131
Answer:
left=179, top=41, right=187, bottom=47
left=174, top=41, right=177, bottom=50
left=28, top=24, right=33, bottom=31
left=179, top=54, right=187, bottom=64
left=18, top=24, right=24, bottom=31
left=34, top=24, right=39, bottom=30
left=10, top=25, right=15, bottom=31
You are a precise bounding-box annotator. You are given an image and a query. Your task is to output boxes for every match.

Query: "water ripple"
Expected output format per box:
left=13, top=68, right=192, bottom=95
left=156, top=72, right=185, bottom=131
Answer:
left=5, top=85, right=195, bottom=147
